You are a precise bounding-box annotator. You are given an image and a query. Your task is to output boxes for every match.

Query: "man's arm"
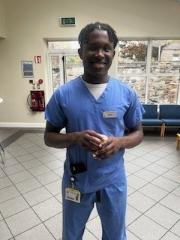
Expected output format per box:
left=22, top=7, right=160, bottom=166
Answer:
left=44, top=121, right=78, bottom=148
left=44, top=121, right=104, bottom=150
left=118, top=123, right=144, bottom=149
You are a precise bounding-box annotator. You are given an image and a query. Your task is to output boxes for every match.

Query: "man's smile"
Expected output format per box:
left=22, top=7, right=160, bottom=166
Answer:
left=90, top=61, right=106, bottom=66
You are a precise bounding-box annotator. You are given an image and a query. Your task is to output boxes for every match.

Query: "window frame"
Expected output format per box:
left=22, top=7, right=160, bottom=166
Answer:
left=117, top=39, right=180, bottom=104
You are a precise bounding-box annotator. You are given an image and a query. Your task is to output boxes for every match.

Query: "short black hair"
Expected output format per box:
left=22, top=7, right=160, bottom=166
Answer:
left=78, top=22, right=119, bottom=49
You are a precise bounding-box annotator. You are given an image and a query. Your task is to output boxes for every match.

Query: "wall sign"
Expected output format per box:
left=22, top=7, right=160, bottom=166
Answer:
left=34, top=56, right=42, bottom=64
left=21, top=61, right=34, bottom=78
left=59, top=17, right=76, bottom=26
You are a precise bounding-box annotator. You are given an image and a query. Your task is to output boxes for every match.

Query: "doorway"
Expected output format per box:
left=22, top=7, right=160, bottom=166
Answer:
left=48, top=41, right=83, bottom=94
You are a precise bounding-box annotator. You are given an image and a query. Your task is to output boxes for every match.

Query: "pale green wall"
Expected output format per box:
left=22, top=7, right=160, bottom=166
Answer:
left=0, top=0, right=180, bottom=127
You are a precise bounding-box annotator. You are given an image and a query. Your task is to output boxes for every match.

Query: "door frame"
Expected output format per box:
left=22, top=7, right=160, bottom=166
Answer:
left=47, top=49, right=80, bottom=98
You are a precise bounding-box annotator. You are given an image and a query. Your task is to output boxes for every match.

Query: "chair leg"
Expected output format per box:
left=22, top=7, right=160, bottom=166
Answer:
left=160, top=126, right=162, bottom=137
left=161, top=124, right=165, bottom=137
left=176, top=140, right=180, bottom=150
left=176, top=135, right=180, bottom=150
left=0, top=144, right=5, bottom=165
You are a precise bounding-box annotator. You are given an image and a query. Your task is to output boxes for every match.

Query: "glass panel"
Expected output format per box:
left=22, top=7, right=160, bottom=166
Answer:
left=117, top=41, right=148, bottom=103
left=118, top=41, right=148, bottom=62
left=151, top=40, right=180, bottom=74
left=148, top=76, right=179, bottom=104
left=118, top=62, right=146, bottom=75
left=151, top=61, right=180, bottom=74
left=120, top=76, right=146, bottom=103
left=48, top=41, right=80, bottom=50
left=51, top=55, right=61, bottom=91
left=65, top=55, right=83, bottom=82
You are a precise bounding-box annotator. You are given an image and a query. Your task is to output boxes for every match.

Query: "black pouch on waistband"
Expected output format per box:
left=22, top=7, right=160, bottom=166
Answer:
left=70, top=162, right=87, bottom=175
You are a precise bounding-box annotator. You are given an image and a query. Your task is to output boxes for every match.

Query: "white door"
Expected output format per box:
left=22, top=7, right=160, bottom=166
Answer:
left=48, top=53, right=83, bottom=94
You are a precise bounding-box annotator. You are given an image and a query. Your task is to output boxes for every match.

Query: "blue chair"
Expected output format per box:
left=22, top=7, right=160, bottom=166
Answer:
left=142, top=104, right=163, bottom=136
left=159, top=104, right=180, bottom=137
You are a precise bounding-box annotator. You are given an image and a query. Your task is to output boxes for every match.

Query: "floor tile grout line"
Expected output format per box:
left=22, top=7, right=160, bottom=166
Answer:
left=0, top=157, right=60, bottom=239
left=131, top=168, right=180, bottom=193
left=128, top=181, right=180, bottom=218
left=0, top=133, right=64, bottom=239
left=12, top=222, right=56, bottom=240
left=85, top=226, right=104, bottom=240
left=0, top=171, right=62, bottom=212
left=127, top=228, right=142, bottom=240
left=158, top=218, right=180, bottom=240
left=126, top=153, right=173, bottom=173
left=127, top=159, right=180, bottom=198
left=127, top=143, right=179, bottom=162
left=0, top=210, right=15, bottom=239
left=0, top=130, right=25, bottom=148
left=127, top=176, right=180, bottom=209
left=2, top=133, right=65, bottom=202
left=4, top=133, right=179, bottom=238
left=127, top=153, right=179, bottom=173
left=1, top=131, right=179, bottom=239
left=127, top=206, right=178, bottom=240
left=14, top=155, right=63, bottom=200
left=0, top=147, right=64, bottom=209
left=0, top=158, right=60, bottom=198
left=7, top=132, right=65, bottom=166
left=1, top=134, right=64, bottom=185
left=127, top=184, right=180, bottom=231
left=127, top=161, right=180, bottom=230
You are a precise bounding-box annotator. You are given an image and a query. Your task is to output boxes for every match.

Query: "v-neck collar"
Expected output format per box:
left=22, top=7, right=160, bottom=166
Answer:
left=79, top=76, right=111, bottom=103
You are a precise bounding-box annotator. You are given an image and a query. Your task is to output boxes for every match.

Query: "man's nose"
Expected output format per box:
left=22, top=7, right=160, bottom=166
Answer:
left=94, top=49, right=104, bottom=58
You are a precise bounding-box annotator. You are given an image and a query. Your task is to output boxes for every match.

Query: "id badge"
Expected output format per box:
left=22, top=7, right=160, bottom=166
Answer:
left=103, top=111, right=117, bottom=118
left=65, top=188, right=81, bottom=203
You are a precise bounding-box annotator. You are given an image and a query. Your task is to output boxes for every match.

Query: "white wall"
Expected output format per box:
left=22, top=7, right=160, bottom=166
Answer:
left=0, top=0, right=180, bottom=127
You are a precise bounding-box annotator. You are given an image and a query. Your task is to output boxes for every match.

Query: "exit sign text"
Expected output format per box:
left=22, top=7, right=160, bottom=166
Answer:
left=60, top=17, right=75, bottom=26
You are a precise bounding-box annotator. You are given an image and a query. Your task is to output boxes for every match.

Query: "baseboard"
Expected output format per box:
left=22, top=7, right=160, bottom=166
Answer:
left=0, top=122, right=45, bottom=128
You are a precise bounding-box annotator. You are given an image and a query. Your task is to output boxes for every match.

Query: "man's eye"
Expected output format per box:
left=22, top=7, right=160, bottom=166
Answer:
left=89, top=47, right=98, bottom=51
left=104, top=48, right=111, bottom=52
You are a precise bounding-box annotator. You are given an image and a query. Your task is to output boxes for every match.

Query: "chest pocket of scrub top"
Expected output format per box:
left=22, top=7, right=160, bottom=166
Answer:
left=100, top=106, right=125, bottom=131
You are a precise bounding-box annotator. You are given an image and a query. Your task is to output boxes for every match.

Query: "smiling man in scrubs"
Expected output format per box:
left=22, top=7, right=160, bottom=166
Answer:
left=44, top=22, right=144, bottom=240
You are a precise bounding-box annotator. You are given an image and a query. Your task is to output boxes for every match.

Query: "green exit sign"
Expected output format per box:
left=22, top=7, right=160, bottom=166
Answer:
left=60, top=17, right=76, bottom=26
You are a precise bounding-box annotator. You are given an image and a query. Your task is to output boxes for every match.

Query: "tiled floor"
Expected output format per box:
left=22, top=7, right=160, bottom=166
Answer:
left=0, top=130, right=179, bottom=240
left=0, top=129, right=18, bottom=143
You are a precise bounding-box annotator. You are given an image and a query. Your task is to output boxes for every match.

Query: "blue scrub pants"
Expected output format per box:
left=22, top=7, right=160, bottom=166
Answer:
left=62, top=178, right=127, bottom=240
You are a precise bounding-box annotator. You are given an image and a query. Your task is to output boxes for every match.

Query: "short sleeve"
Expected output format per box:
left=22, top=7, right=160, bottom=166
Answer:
left=124, top=90, right=144, bottom=129
left=45, top=89, right=67, bottom=129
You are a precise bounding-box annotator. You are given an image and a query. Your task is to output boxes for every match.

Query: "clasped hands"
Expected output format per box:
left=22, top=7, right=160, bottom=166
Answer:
left=76, top=130, right=122, bottom=160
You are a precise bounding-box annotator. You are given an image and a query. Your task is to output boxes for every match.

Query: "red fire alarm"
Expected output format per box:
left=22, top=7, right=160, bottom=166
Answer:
left=38, top=79, right=43, bottom=84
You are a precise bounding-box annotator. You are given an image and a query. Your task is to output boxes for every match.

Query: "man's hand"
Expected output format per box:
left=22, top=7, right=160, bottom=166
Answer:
left=92, top=124, right=144, bottom=160
left=76, top=130, right=105, bottom=151
left=93, top=136, right=122, bottom=160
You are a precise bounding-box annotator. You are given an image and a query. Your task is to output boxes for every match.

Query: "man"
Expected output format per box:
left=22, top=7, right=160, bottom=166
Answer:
left=44, top=22, right=144, bottom=240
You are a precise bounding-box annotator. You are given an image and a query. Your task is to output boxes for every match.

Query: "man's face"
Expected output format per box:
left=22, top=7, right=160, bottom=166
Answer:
left=79, top=30, right=115, bottom=80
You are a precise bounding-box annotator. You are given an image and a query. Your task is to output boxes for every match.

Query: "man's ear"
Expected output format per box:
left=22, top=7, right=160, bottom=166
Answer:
left=113, top=50, right=115, bottom=58
left=78, top=48, right=83, bottom=60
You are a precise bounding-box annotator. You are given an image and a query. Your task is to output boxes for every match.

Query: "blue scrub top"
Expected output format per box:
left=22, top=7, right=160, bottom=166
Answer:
left=45, top=76, right=144, bottom=193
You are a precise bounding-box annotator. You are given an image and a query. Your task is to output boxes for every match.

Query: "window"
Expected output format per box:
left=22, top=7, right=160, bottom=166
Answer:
left=117, top=40, right=180, bottom=104
left=117, top=41, right=148, bottom=102
left=48, top=40, right=180, bottom=103
left=48, top=41, right=80, bottom=51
